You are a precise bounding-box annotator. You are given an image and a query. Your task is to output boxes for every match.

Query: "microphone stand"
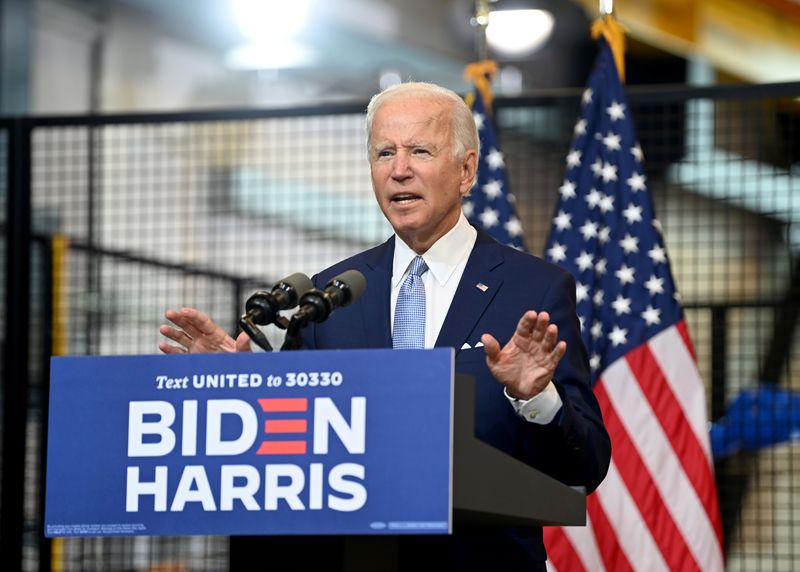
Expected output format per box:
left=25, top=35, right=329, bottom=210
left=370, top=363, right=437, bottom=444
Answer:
left=239, top=313, right=291, bottom=352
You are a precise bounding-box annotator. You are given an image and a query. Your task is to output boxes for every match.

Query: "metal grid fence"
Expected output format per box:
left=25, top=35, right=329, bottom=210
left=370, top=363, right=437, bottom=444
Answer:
left=1, top=82, right=799, bottom=570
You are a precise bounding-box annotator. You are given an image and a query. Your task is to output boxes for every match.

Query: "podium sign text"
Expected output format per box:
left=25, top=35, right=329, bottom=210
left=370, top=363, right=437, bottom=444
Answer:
left=45, top=349, right=454, bottom=537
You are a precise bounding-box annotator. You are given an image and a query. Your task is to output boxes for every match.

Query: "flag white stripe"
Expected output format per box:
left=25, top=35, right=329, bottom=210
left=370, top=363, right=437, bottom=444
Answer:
left=559, top=510, right=605, bottom=572
left=603, top=358, right=724, bottom=572
left=648, top=326, right=715, bottom=461
left=594, top=460, right=669, bottom=572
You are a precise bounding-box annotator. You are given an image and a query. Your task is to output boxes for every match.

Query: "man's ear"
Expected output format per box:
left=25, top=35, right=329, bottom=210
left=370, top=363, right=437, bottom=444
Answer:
left=460, top=149, right=479, bottom=195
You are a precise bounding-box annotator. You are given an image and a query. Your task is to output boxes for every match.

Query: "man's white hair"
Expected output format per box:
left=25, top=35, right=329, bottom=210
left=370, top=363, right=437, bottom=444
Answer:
left=365, top=82, right=480, bottom=161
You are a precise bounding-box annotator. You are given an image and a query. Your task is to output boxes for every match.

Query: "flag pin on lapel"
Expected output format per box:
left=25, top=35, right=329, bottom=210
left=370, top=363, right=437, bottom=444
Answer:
left=476, top=283, right=489, bottom=292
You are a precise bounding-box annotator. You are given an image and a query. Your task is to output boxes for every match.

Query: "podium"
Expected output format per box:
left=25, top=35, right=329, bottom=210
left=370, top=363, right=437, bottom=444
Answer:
left=46, top=350, right=585, bottom=569
left=229, top=373, right=586, bottom=571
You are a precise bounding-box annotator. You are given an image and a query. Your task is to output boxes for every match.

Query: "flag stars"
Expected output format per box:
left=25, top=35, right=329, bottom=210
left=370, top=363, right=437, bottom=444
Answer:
left=627, top=172, right=647, bottom=193
left=615, top=264, right=635, bottom=285
left=595, top=258, right=607, bottom=275
left=566, top=149, right=582, bottom=168
left=631, top=142, right=644, bottom=162
left=622, top=204, right=643, bottom=224
left=576, top=282, right=589, bottom=302
left=479, top=207, right=499, bottom=228
left=644, top=275, right=665, bottom=295
left=641, top=305, right=661, bottom=326
left=462, top=201, right=474, bottom=218
left=606, top=101, right=626, bottom=121
left=574, top=119, right=588, bottom=136
left=575, top=251, right=594, bottom=271
left=599, top=193, right=615, bottom=213
left=598, top=227, right=611, bottom=245
left=593, top=290, right=604, bottom=307
left=482, top=179, right=503, bottom=200
left=486, top=148, right=505, bottom=170
left=553, top=210, right=572, bottom=231
left=547, top=242, right=567, bottom=263
left=652, top=219, right=663, bottom=233
left=591, top=320, right=603, bottom=340
left=589, top=353, right=601, bottom=371
left=559, top=180, right=577, bottom=199
left=580, top=220, right=598, bottom=241
left=648, top=244, right=667, bottom=264
left=505, top=217, right=523, bottom=237
left=582, top=88, right=593, bottom=105
left=473, top=112, right=485, bottom=131
left=608, top=325, right=628, bottom=346
left=602, top=131, right=622, bottom=151
left=585, top=188, right=602, bottom=209
left=591, top=158, right=603, bottom=177
left=600, top=162, right=618, bottom=183
left=611, top=295, right=632, bottom=315
left=620, top=233, right=639, bottom=254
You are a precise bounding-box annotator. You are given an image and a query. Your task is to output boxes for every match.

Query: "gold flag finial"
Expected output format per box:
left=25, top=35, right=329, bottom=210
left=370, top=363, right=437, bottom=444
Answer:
left=591, top=15, right=626, bottom=82
left=464, top=60, right=498, bottom=112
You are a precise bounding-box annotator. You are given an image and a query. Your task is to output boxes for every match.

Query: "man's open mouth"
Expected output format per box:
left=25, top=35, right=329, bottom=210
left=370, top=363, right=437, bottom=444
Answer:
left=391, top=193, right=421, bottom=204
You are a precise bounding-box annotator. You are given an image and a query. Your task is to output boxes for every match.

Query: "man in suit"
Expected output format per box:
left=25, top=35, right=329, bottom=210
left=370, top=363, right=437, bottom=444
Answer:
left=161, top=82, right=611, bottom=570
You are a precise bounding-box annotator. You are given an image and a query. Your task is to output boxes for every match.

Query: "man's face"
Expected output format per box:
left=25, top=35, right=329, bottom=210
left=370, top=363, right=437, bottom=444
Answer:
left=369, top=96, right=477, bottom=254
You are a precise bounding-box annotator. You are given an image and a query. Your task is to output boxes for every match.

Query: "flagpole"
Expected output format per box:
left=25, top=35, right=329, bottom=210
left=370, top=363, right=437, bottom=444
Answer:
left=473, top=0, right=490, bottom=61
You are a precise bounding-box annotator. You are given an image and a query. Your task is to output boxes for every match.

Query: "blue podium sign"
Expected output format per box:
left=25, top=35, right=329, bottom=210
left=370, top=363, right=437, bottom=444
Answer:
left=45, top=348, right=454, bottom=537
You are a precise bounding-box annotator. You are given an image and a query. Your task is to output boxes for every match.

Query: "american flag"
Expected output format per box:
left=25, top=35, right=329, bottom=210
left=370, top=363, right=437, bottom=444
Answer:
left=542, top=38, right=724, bottom=571
left=462, top=86, right=526, bottom=250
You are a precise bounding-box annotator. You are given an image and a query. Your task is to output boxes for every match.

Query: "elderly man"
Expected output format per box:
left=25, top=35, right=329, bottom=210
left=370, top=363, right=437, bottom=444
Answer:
left=161, top=82, right=610, bottom=570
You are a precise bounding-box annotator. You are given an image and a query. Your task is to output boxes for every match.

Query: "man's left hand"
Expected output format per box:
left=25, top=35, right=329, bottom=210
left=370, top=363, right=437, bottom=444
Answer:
left=481, top=310, right=567, bottom=400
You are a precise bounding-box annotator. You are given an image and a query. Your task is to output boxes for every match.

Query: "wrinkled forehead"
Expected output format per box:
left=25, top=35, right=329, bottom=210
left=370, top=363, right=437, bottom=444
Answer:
left=370, top=96, right=454, bottom=142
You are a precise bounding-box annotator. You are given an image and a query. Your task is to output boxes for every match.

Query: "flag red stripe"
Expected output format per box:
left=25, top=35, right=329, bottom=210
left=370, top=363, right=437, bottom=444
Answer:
left=586, top=492, right=635, bottom=572
left=626, top=340, right=724, bottom=548
left=594, top=382, right=702, bottom=572
left=544, top=526, right=587, bottom=572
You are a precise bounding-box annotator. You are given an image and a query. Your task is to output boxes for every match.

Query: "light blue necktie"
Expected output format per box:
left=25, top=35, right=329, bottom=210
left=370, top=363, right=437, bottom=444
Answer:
left=393, top=256, right=428, bottom=349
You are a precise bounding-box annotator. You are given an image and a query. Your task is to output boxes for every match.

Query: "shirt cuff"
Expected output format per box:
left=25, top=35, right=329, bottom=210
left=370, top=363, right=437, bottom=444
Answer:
left=505, top=381, right=563, bottom=424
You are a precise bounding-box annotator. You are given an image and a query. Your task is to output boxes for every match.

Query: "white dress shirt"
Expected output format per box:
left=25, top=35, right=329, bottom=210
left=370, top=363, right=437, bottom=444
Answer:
left=391, top=213, right=562, bottom=425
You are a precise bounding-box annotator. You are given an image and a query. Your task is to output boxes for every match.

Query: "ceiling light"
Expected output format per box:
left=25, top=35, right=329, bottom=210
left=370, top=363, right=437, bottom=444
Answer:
left=231, top=0, right=310, bottom=43
left=486, top=9, right=555, bottom=57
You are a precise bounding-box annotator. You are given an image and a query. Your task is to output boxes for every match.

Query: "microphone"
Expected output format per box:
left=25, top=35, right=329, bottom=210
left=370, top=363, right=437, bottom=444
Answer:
left=243, top=272, right=314, bottom=325
left=239, top=272, right=314, bottom=351
left=281, top=270, right=366, bottom=351
left=294, top=270, right=367, bottom=324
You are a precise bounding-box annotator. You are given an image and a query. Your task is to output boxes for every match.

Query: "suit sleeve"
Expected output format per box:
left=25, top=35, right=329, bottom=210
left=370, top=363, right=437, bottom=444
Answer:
left=514, top=269, right=611, bottom=493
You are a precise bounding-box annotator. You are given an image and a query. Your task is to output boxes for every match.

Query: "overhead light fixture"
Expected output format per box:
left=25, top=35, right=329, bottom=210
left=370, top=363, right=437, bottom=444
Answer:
left=231, top=0, right=310, bottom=43
left=485, top=4, right=555, bottom=57
left=226, top=0, right=314, bottom=70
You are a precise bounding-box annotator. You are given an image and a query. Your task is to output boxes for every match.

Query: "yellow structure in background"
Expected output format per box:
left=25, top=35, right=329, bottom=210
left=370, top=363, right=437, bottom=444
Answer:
left=574, top=0, right=800, bottom=82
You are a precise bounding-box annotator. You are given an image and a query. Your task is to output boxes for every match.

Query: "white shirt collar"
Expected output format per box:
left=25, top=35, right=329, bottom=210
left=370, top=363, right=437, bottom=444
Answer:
left=392, top=213, right=476, bottom=288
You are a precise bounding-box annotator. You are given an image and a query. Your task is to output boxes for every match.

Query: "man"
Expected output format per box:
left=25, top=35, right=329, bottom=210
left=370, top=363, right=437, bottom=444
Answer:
left=161, top=82, right=611, bottom=570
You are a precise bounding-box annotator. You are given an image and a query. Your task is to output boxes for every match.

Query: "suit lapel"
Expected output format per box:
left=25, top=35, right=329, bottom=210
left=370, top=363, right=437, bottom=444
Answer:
left=435, top=230, right=504, bottom=353
left=359, top=237, right=394, bottom=348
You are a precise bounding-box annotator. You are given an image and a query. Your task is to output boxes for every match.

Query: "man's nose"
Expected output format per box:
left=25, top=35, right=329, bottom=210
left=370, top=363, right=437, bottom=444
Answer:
left=391, top=152, right=412, bottom=179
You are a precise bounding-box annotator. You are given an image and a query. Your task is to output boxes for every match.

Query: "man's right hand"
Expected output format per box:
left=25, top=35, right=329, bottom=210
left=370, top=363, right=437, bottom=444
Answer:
left=159, top=307, right=251, bottom=354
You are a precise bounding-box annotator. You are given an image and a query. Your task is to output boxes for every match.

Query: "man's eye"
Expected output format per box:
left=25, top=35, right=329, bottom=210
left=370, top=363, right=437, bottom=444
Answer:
left=413, top=148, right=431, bottom=156
left=377, top=150, right=394, bottom=158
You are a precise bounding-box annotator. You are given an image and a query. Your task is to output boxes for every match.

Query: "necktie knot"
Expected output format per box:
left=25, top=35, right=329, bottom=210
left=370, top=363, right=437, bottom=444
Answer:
left=409, top=256, right=428, bottom=277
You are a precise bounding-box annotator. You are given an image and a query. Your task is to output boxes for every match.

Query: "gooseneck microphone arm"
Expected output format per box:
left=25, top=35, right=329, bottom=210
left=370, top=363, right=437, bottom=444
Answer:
left=239, top=272, right=314, bottom=351
left=281, top=270, right=367, bottom=351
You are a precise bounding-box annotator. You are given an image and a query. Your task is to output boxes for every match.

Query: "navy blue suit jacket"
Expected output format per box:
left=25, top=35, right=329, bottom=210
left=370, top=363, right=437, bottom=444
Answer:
left=303, top=228, right=611, bottom=565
